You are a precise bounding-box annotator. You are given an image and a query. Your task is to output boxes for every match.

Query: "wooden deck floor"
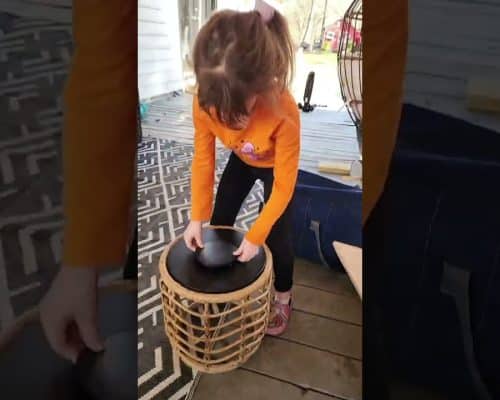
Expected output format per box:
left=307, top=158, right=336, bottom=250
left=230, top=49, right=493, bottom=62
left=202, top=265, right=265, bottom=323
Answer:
left=405, top=0, right=500, bottom=133
left=189, top=259, right=362, bottom=400
left=141, top=94, right=361, bottom=186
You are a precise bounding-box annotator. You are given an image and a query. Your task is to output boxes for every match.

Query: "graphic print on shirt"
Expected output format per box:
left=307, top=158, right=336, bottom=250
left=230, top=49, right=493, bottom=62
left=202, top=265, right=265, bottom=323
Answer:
left=237, top=141, right=273, bottom=161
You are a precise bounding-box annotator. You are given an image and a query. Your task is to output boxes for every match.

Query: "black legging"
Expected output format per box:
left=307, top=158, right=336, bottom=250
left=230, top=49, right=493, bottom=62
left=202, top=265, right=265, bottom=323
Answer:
left=123, top=226, right=137, bottom=280
left=210, top=152, right=295, bottom=292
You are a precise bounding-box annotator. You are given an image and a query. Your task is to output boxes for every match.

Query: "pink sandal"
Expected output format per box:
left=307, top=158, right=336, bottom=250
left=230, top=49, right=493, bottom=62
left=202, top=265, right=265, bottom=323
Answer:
left=266, top=297, right=292, bottom=336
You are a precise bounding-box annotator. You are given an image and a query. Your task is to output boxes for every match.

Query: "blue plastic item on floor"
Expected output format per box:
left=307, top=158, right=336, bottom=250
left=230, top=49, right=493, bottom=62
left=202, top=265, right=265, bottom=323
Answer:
left=139, top=102, right=149, bottom=120
left=290, top=169, right=362, bottom=270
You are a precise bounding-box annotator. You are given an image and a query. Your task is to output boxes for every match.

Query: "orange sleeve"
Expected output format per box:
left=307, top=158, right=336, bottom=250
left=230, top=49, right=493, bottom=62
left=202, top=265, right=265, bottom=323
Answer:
left=363, top=0, right=408, bottom=224
left=191, top=97, right=216, bottom=222
left=246, top=114, right=300, bottom=245
left=62, top=0, right=136, bottom=267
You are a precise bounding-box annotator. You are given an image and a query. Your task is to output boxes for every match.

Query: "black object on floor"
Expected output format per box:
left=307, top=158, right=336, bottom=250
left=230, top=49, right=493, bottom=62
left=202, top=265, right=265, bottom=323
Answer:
left=298, top=71, right=315, bottom=112
left=166, top=227, right=266, bottom=294
left=75, top=332, right=137, bottom=400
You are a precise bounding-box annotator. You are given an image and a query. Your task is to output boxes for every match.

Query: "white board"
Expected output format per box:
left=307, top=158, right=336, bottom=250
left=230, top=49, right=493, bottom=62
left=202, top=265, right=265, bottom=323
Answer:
left=138, top=0, right=184, bottom=100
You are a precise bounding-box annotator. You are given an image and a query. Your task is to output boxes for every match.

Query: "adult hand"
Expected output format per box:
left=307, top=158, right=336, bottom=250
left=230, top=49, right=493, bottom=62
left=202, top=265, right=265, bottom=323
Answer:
left=183, top=220, right=204, bottom=251
left=233, top=238, right=260, bottom=262
left=40, top=266, right=104, bottom=364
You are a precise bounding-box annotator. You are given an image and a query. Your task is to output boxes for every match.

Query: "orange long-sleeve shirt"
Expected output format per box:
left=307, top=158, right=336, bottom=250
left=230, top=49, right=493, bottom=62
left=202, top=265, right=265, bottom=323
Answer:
left=191, top=90, right=300, bottom=245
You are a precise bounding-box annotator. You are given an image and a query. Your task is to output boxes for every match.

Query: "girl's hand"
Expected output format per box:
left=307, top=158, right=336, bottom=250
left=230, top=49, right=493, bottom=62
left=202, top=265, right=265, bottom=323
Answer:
left=183, top=220, right=204, bottom=251
left=233, top=238, right=259, bottom=262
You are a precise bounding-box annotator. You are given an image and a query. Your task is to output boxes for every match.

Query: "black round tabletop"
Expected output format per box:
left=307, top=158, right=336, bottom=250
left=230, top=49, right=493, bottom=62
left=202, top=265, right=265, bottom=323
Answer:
left=166, top=228, right=267, bottom=294
left=75, top=331, right=137, bottom=400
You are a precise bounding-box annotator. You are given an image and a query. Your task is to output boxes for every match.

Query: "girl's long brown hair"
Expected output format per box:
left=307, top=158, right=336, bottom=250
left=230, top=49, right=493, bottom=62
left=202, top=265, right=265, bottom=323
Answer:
left=192, top=9, right=295, bottom=128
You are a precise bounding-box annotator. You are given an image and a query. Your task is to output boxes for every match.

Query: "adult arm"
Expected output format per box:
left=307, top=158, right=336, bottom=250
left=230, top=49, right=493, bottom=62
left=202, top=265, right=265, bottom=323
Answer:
left=362, top=0, right=409, bottom=224
left=62, top=0, right=137, bottom=267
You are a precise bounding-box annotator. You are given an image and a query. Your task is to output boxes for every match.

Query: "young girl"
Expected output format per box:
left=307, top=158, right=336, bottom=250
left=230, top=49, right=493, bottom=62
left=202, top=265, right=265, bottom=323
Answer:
left=183, top=7, right=300, bottom=336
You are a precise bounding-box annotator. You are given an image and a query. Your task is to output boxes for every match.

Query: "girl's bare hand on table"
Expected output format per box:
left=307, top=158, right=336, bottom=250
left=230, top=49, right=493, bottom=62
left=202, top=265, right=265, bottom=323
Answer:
left=233, top=238, right=259, bottom=262
left=183, top=220, right=204, bottom=251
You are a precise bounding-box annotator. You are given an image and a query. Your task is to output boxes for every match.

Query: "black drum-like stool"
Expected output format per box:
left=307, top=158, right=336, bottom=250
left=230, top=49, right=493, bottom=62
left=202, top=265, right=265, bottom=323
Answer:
left=159, top=226, right=274, bottom=373
left=0, top=281, right=137, bottom=400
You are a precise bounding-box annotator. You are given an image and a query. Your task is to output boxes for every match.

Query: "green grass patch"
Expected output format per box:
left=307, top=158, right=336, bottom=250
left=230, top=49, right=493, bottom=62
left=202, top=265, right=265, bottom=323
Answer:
left=303, top=51, right=338, bottom=65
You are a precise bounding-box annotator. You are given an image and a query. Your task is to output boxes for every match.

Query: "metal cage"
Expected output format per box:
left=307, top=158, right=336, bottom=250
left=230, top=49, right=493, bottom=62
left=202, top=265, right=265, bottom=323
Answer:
left=337, top=0, right=362, bottom=151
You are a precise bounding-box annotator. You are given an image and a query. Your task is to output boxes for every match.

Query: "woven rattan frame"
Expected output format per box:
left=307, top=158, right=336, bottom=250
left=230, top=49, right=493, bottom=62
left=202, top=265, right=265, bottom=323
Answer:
left=159, top=226, right=274, bottom=374
left=338, top=0, right=363, bottom=129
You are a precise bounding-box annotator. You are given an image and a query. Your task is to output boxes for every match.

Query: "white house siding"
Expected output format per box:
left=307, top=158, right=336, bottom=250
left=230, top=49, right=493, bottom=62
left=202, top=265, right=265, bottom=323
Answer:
left=217, top=0, right=254, bottom=12
left=138, top=0, right=184, bottom=100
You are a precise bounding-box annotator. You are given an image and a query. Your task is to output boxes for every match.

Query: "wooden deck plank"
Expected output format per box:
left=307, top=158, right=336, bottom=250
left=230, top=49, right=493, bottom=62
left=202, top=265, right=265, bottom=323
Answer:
left=293, top=285, right=362, bottom=325
left=282, top=310, right=362, bottom=360
left=405, top=0, right=500, bottom=133
left=293, top=258, right=357, bottom=298
left=403, top=91, right=500, bottom=132
left=244, top=338, right=362, bottom=400
left=192, top=368, right=340, bottom=400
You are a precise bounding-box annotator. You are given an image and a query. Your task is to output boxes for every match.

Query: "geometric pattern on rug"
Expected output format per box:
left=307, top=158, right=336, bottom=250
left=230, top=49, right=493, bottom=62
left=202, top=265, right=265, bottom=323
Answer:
left=0, top=12, right=72, bottom=331
left=137, top=137, right=263, bottom=400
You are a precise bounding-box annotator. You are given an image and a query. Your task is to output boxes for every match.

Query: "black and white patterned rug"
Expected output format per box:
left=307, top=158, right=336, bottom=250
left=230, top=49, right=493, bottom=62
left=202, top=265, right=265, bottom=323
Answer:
left=137, top=138, right=264, bottom=399
left=0, top=11, right=72, bottom=330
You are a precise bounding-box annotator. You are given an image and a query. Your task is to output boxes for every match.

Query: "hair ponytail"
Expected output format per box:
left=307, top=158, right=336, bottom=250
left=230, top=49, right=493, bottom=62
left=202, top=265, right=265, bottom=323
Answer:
left=264, top=11, right=295, bottom=90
